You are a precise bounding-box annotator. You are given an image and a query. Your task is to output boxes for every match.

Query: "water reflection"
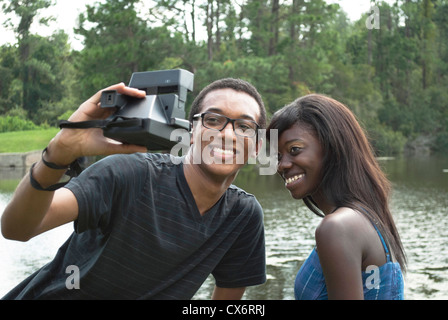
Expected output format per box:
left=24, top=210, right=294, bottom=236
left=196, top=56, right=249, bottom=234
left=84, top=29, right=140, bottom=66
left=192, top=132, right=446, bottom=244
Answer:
left=392, top=185, right=448, bottom=299
left=0, top=156, right=447, bottom=299
left=380, top=156, right=448, bottom=299
left=0, top=191, right=74, bottom=295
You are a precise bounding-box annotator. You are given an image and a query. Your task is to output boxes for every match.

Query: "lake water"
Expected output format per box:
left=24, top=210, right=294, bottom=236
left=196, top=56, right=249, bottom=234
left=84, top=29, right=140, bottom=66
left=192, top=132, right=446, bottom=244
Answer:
left=0, top=156, right=447, bottom=299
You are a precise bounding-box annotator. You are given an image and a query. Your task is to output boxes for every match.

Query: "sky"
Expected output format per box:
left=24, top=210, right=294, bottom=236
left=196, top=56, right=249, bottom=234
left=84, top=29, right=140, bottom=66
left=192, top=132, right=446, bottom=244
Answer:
left=0, top=0, right=385, bottom=51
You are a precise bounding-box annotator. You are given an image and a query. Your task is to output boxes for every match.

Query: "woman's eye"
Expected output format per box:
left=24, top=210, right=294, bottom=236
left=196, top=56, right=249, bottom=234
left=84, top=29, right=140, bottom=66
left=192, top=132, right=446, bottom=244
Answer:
left=289, top=146, right=302, bottom=155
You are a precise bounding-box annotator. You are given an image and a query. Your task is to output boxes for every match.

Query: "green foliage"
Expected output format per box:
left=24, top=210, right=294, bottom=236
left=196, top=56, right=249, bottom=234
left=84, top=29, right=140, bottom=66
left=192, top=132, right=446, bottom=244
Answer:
left=0, top=0, right=447, bottom=156
left=365, top=119, right=407, bottom=157
left=0, top=115, right=39, bottom=132
left=74, top=0, right=187, bottom=97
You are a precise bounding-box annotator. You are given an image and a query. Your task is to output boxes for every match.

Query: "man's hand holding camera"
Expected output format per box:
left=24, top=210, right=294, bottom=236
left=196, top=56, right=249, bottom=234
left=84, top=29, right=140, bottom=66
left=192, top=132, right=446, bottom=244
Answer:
left=45, top=83, right=148, bottom=167
left=1, top=83, right=148, bottom=241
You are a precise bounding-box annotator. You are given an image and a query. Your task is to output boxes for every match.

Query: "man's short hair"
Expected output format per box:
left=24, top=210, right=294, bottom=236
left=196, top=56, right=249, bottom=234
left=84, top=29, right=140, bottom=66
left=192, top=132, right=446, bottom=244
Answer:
left=188, top=78, right=266, bottom=129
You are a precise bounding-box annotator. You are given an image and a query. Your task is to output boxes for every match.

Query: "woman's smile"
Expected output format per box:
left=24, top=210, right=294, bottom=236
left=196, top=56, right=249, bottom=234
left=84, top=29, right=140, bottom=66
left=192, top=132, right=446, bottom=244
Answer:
left=277, top=124, right=324, bottom=199
left=284, top=173, right=305, bottom=187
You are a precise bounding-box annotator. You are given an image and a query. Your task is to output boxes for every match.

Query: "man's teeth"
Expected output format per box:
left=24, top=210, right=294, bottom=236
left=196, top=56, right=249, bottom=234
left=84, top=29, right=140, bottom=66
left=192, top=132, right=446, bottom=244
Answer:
left=285, top=174, right=304, bottom=185
left=213, top=147, right=234, bottom=155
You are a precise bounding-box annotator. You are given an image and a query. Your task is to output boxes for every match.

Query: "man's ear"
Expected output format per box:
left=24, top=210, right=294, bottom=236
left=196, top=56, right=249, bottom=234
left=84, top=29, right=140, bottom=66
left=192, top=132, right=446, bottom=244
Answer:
left=189, top=120, right=200, bottom=145
left=189, top=123, right=194, bottom=145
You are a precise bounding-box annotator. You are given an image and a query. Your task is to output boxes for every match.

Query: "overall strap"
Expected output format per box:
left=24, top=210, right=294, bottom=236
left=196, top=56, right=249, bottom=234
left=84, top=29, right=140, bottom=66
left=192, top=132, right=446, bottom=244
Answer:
left=359, top=206, right=392, bottom=263
left=372, top=224, right=392, bottom=263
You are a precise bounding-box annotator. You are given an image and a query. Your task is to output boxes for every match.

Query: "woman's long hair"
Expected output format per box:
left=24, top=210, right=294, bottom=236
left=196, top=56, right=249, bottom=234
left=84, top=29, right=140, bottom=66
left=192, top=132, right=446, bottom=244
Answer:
left=267, top=94, right=407, bottom=271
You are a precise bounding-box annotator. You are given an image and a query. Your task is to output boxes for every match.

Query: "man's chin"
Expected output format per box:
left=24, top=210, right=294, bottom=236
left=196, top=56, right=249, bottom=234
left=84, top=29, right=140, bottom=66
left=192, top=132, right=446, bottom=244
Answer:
left=200, top=161, right=244, bottom=179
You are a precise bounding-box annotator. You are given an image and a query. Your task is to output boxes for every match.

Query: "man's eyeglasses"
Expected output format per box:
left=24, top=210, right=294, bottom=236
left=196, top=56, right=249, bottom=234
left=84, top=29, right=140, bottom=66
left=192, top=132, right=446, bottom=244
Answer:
left=193, top=112, right=259, bottom=138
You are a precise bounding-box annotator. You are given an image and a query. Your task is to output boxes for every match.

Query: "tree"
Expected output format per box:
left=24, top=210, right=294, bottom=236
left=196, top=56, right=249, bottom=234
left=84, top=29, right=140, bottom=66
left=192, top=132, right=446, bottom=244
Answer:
left=75, top=0, right=191, bottom=97
left=0, top=0, right=54, bottom=117
left=1, top=0, right=446, bottom=153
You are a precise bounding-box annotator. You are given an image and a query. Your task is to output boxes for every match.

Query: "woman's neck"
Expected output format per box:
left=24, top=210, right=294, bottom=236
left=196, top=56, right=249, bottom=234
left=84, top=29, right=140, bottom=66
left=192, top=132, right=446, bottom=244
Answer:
left=310, top=190, right=336, bottom=216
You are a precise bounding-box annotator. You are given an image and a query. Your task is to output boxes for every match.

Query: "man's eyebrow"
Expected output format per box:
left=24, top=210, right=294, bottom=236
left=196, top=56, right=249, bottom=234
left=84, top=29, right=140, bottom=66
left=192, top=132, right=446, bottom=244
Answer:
left=205, top=107, right=257, bottom=122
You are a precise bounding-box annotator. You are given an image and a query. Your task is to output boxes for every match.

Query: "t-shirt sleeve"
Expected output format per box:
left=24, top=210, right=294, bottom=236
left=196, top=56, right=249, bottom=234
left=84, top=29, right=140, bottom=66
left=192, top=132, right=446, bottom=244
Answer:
left=65, top=153, right=147, bottom=234
left=212, top=199, right=266, bottom=288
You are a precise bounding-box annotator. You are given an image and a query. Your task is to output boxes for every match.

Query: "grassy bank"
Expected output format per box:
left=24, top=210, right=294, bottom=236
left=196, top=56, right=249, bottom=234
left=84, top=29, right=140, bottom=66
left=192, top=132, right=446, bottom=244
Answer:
left=0, top=128, right=59, bottom=153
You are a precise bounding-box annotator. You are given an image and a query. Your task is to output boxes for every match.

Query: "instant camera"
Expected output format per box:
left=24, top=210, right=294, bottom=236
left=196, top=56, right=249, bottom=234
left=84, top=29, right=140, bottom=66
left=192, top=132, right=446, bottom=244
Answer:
left=100, top=69, right=194, bottom=150
left=60, top=69, right=194, bottom=151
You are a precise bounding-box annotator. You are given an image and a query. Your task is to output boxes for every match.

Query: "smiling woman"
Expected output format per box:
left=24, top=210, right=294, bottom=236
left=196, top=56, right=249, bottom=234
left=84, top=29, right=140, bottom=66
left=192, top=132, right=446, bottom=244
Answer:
left=267, top=93, right=406, bottom=300
left=276, top=124, right=324, bottom=200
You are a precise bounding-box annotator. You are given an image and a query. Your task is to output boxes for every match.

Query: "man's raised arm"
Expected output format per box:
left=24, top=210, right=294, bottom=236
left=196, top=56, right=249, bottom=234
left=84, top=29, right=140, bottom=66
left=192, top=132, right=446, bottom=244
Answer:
left=1, top=83, right=147, bottom=241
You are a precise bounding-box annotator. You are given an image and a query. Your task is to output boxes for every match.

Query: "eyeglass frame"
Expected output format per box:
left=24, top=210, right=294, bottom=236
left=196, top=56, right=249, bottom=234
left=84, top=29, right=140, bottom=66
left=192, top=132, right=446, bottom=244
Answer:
left=192, top=112, right=260, bottom=138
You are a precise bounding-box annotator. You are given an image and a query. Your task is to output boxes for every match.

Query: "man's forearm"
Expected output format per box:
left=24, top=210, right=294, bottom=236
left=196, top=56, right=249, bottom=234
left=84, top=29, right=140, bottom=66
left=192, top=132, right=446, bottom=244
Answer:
left=1, top=160, right=66, bottom=241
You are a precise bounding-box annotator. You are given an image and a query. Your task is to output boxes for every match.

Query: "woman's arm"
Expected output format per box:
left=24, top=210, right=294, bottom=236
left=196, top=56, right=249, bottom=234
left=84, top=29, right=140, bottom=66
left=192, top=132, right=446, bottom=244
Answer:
left=315, top=209, right=365, bottom=299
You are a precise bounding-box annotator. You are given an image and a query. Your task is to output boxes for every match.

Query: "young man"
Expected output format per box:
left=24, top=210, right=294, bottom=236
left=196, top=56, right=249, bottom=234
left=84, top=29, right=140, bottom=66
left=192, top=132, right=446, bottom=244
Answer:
left=1, top=78, right=267, bottom=299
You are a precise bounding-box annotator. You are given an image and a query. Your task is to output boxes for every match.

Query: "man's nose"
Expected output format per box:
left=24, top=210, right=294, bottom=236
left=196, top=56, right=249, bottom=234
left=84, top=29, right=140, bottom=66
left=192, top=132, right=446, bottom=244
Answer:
left=219, top=121, right=236, bottom=139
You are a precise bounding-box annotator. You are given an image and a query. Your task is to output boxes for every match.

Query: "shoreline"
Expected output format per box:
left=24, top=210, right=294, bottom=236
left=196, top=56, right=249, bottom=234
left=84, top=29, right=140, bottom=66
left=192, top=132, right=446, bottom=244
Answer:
left=0, top=150, right=41, bottom=170
left=0, top=150, right=41, bottom=181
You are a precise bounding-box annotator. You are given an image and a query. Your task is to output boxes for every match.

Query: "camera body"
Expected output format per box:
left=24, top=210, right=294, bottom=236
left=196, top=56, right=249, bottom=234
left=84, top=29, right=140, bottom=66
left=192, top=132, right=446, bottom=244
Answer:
left=100, top=69, right=194, bottom=150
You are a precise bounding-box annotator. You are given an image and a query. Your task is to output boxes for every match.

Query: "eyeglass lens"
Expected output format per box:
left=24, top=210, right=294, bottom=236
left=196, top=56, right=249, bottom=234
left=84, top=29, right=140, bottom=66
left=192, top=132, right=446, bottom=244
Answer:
left=202, top=113, right=258, bottom=137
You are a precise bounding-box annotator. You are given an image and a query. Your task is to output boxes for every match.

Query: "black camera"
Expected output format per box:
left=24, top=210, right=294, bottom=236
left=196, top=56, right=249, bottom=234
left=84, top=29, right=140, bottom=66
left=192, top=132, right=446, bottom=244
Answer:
left=99, top=69, right=194, bottom=150
left=60, top=69, right=194, bottom=151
